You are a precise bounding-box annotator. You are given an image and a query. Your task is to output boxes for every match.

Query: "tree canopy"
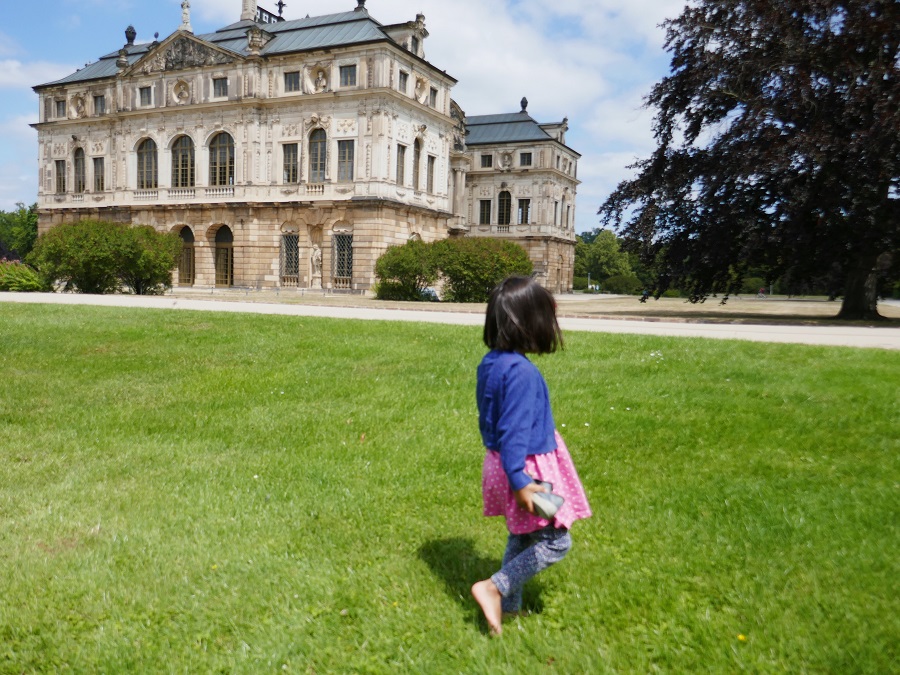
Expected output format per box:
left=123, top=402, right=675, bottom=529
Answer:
left=599, top=0, right=899, bottom=319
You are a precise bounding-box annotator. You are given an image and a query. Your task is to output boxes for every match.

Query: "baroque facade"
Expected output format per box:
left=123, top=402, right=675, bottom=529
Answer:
left=33, top=0, right=579, bottom=292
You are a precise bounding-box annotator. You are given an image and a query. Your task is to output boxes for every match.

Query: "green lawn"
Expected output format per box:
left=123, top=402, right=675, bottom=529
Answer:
left=0, top=304, right=897, bottom=673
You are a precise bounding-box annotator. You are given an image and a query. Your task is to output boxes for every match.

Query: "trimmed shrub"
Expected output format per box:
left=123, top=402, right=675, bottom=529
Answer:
left=433, top=238, right=533, bottom=303
left=603, top=274, right=642, bottom=295
left=0, top=260, right=50, bottom=292
left=572, top=276, right=588, bottom=291
left=27, top=220, right=180, bottom=295
left=374, top=240, right=438, bottom=301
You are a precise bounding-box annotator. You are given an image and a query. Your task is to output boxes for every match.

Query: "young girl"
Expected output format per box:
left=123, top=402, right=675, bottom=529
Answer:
left=471, top=276, right=592, bottom=635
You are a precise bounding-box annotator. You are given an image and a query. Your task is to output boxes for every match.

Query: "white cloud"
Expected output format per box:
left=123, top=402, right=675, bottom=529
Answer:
left=0, top=60, right=76, bottom=90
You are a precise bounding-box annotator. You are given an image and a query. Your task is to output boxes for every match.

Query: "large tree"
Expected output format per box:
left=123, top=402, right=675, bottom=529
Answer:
left=599, top=0, right=899, bottom=319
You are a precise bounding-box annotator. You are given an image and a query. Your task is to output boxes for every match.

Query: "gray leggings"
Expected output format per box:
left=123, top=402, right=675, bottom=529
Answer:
left=491, top=525, right=572, bottom=613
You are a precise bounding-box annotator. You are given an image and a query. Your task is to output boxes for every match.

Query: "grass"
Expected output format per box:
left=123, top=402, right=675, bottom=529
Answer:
left=0, top=303, right=897, bottom=673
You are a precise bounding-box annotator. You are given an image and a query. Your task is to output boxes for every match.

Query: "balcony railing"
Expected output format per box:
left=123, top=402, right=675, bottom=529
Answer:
left=135, top=190, right=159, bottom=200
left=205, top=187, right=234, bottom=198
left=169, top=188, right=195, bottom=199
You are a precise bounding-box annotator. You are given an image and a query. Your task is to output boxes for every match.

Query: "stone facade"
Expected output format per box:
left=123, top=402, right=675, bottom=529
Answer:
left=33, top=2, right=579, bottom=292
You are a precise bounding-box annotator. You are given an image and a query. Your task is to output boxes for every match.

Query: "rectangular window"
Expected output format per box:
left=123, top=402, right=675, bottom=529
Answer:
left=427, top=155, right=435, bottom=193
left=338, top=140, right=354, bottom=182
left=280, top=233, right=299, bottom=286
left=518, top=199, right=531, bottom=225
left=93, top=158, right=105, bottom=192
left=284, top=71, right=300, bottom=93
left=139, top=87, right=152, bottom=106
left=520, top=152, right=532, bottom=167
left=339, top=65, right=357, bottom=87
left=554, top=201, right=559, bottom=226
left=429, top=87, right=438, bottom=108
left=94, top=95, right=106, bottom=115
left=396, top=144, right=406, bottom=185
left=333, top=233, right=353, bottom=289
left=479, top=200, right=492, bottom=225
left=283, top=143, right=298, bottom=183
left=55, top=100, right=67, bottom=118
left=55, top=160, right=66, bottom=193
left=398, top=71, right=409, bottom=94
left=481, top=154, right=493, bottom=169
left=213, top=78, right=228, bottom=98
left=74, top=154, right=85, bottom=194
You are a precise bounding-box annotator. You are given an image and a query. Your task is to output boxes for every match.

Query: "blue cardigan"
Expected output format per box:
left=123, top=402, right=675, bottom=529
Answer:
left=476, top=350, right=557, bottom=491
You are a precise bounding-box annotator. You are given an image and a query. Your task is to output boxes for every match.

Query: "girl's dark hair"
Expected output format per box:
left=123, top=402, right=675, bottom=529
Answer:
left=483, top=276, right=563, bottom=353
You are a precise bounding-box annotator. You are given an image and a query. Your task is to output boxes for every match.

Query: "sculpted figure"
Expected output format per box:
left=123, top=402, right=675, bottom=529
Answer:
left=315, top=70, right=327, bottom=93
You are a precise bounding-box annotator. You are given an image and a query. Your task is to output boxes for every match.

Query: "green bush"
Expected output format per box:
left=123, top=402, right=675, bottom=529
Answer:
left=374, top=240, right=438, bottom=301
left=603, top=274, right=642, bottom=295
left=740, top=276, right=766, bottom=295
left=0, top=260, right=50, bottom=292
left=27, top=220, right=180, bottom=295
left=572, top=276, right=588, bottom=291
left=433, top=238, right=533, bottom=303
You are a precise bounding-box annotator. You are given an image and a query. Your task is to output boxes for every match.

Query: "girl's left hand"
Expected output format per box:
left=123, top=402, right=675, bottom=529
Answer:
left=514, top=482, right=548, bottom=515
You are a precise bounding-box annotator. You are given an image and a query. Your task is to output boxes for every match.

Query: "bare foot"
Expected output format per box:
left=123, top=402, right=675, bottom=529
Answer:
left=471, top=579, right=503, bottom=635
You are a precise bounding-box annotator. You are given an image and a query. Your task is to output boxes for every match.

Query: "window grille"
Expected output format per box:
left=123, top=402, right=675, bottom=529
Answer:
left=280, top=234, right=299, bottom=287
left=137, top=139, right=158, bottom=189
left=171, top=136, right=195, bottom=188
left=332, top=234, right=353, bottom=289
left=209, top=133, right=234, bottom=187
left=179, top=227, right=195, bottom=285
left=73, top=149, right=85, bottom=194
left=498, top=191, right=511, bottom=225
left=215, top=227, right=234, bottom=287
left=309, top=130, right=326, bottom=183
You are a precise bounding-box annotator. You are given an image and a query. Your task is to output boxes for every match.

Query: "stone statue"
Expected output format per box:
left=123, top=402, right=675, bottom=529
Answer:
left=310, top=244, right=323, bottom=288
left=181, top=0, right=192, bottom=32
left=315, top=70, right=327, bottom=93
left=415, top=77, right=429, bottom=105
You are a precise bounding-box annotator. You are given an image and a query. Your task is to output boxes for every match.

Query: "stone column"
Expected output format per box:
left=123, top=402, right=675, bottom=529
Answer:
left=241, top=0, right=255, bottom=21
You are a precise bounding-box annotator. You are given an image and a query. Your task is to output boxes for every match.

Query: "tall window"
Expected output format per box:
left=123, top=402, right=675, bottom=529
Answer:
left=479, top=200, right=492, bottom=225
left=55, top=160, right=66, bottom=193
left=518, top=199, right=531, bottom=225
left=55, top=100, right=66, bottom=118
left=73, top=148, right=85, bottom=194
left=333, top=234, right=353, bottom=289
left=137, top=139, right=158, bottom=189
left=283, top=143, right=299, bottom=183
left=339, top=65, right=357, bottom=87
left=94, top=95, right=106, bottom=115
left=498, top=191, right=512, bottom=225
left=179, top=227, right=195, bottom=286
left=338, top=140, right=354, bottom=182
left=396, top=144, right=406, bottom=185
left=93, top=158, right=105, bottom=192
left=209, top=133, right=234, bottom=186
left=280, top=233, right=299, bottom=287
left=213, top=78, right=228, bottom=98
left=427, top=155, right=435, bottom=193
left=139, top=86, right=152, bottom=106
left=284, top=71, right=300, bottom=92
left=308, top=129, right=326, bottom=183
left=171, top=136, right=195, bottom=188
left=398, top=71, right=409, bottom=94
left=412, top=140, right=421, bottom=191
left=429, top=87, right=438, bottom=108
left=214, top=226, right=234, bottom=287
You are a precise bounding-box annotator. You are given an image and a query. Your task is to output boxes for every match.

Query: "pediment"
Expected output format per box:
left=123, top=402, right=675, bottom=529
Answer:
left=127, top=33, right=243, bottom=76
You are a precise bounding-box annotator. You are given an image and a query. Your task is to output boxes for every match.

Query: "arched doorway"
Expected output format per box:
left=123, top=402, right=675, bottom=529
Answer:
left=214, top=226, right=234, bottom=287
left=178, top=226, right=195, bottom=285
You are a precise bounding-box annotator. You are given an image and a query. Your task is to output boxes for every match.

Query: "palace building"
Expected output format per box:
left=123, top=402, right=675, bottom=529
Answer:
left=33, top=0, right=579, bottom=292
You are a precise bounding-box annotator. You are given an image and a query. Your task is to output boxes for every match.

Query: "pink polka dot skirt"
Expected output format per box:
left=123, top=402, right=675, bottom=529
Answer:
left=482, top=430, right=592, bottom=535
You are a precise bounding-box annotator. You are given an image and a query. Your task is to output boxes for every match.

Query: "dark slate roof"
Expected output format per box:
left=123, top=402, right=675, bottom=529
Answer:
left=37, top=9, right=392, bottom=88
left=465, top=112, right=555, bottom=145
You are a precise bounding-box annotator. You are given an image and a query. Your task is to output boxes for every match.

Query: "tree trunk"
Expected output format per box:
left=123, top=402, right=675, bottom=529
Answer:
left=836, top=261, right=881, bottom=321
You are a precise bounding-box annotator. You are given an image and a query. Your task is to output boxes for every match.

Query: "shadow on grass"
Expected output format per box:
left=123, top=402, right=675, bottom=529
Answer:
left=418, top=537, right=545, bottom=633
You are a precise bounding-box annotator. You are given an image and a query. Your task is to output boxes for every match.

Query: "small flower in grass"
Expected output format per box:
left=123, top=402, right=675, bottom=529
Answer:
left=584, top=423, right=590, bottom=427
left=211, top=564, right=218, bottom=571
left=561, top=423, right=566, bottom=428
left=737, top=634, right=746, bottom=642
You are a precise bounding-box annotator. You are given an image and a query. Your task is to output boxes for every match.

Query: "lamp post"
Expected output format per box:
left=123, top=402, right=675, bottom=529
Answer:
left=587, top=272, right=591, bottom=292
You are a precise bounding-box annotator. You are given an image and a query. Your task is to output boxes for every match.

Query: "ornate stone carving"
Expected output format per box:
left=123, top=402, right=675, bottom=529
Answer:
left=283, top=123, right=300, bottom=137
left=139, top=36, right=234, bottom=74
left=337, top=118, right=356, bottom=134
left=71, top=95, right=86, bottom=119
left=414, top=76, right=429, bottom=105
left=305, top=113, right=331, bottom=131
left=91, top=141, right=105, bottom=154
left=172, top=79, right=191, bottom=104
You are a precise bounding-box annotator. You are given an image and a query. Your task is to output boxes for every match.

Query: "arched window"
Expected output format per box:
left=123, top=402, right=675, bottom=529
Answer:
left=413, top=139, right=422, bottom=191
left=172, top=136, right=195, bottom=188
left=178, top=227, right=195, bottom=286
left=137, top=139, right=158, bottom=189
left=214, top=226, right=234, bottom=287
left=498, top=191, right=512, bottom=226
left=209, top=133, right=234, bottom=187
left=309, top=129, right=326, bottom=183
left=73, top=148, right=86, bottom=194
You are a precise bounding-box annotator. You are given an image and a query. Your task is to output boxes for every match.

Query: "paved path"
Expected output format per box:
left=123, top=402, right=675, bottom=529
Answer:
left=3, top=292, right=900, bottom=350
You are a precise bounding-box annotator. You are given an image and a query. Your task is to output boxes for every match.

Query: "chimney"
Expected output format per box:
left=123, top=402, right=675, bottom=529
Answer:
left=241, top=0, right=255, bottom=21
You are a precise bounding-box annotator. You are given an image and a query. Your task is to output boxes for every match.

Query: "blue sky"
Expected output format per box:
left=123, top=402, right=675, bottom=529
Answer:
left=0, top=0, right=684, bottom=233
